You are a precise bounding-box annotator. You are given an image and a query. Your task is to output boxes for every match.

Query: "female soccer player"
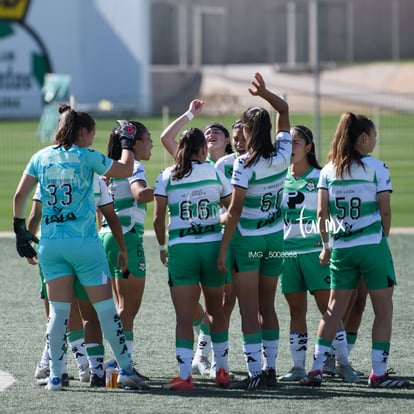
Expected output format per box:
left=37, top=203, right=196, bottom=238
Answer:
left=13, top=105, right=148, bottom=391
left=154, top=116, right=232, bottom=391
left=217, top=72, right=292, bottom=390
left=300, top=112, right=410, bottom=389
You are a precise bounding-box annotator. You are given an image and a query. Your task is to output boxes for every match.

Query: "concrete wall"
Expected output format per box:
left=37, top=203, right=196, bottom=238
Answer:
left=151, top=0, right=414, bottom=65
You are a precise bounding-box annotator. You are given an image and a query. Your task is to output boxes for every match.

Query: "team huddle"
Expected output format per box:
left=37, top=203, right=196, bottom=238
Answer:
left=12, top=72, right=410, bottom=392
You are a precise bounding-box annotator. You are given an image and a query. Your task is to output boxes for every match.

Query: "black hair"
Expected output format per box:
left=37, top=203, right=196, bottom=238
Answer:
left=204, top=122, right=233, bottom=154
left=107, top=120, right=148, bottom=160
left=54, top=104, right=95, bottom=150
left=292, top=125, right=322, bottom=169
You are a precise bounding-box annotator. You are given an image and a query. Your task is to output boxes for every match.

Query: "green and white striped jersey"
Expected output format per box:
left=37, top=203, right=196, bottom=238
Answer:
left=101, top=160, right=147, bottom=236
left=215, top=153, right=237, bottom=181
left=230, top=131, right=292, bottom=236
left=154, top=162, right=232, bottom=246
left=318, top=155, right=392, bottom=248
left=282, top=167, right=322, bottom=254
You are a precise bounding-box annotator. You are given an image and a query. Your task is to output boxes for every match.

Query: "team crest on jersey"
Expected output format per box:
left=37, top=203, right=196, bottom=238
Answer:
left=306, top=179, right=316, bottom=192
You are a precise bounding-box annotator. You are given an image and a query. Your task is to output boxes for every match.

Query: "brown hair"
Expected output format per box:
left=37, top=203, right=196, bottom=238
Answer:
left=328, top=112, right=374, bottom=178
left=241, top=106, right=274, bottom=168
left=172, top=128, right=206, bottom=180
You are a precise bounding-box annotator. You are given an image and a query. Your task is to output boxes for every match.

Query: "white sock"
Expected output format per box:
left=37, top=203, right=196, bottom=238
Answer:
left=289, top=332, right=307, bottom=369
left=371, top=348, right=389, bottom=376
left=262, top=339, right=279, bottom=371
left=176, top=347, right=193, bottom=380
left=211, top=340, right=229, bottom=372
left=195, top=333, right=211, bottom=358
left=332, top=329, right=349, bottom=366
left=39, top=340, right=50, bottom=366
left=68, top=337, right=89, bottom=370
left=242, top=342, right=262, bottom=378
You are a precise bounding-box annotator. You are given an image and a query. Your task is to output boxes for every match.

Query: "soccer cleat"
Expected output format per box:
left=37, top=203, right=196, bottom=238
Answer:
left=162, top=376, right=194, bottom=391
left=230, top=373, right=267, bottom=391
left=210, top=364, right=235, bottom=380
left=346, top=363, right=365, bottom=377
left=337, top=364, right=360, bottom=383
left=117, top=368, right=150, bottom=390
left=133, top=369, right=150, bottom=381
left=35, top=364, right=50, bottom=379
left=278, top=366, right=306, bottom=382
left=263, top=368, right=277, bottom=387
left=45, top=376, right=62, bottom=391
left=299, top=369, right=323, bottom=387
left=216, top=368, right=230, bottom=388
left=61, top=373, right=70, bottom=386
left=89, top=373, right=106, bottom=387
left=192, top=355, right=211, bottom=376
left=368, top=373, right=410, bottom=388
left=323, top=354, right=336, bottom=377
left=79, top=364, right=90, bottom=383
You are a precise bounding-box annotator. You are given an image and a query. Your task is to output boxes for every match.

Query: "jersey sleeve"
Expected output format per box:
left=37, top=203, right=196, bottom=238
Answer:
left=154, top=169, right=168, bottom=197
left=129, top=161, right=147, bottom=186
left=85, top=149, right=114, bottom=176
left=274, top=131, right=292, bottom=165
left=376, top=162, right=393, bottom=193
left=95, top=175, right=113, bottom=207
left=216, top=170, right=232, bottom=198
left=231, top=155, right=250, bottom=189
left=317, top=166, right=329, bottom=190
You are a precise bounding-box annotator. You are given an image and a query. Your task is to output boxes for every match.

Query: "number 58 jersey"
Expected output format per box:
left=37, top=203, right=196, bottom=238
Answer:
left=318, top=155, right=392, bottom=248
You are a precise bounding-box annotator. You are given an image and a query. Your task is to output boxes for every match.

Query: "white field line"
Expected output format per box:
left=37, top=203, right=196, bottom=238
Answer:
left=0, top=370, right=16, bottom=391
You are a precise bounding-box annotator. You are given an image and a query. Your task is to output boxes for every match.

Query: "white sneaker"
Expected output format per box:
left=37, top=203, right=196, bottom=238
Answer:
left=192, top=355, right=211, bottom=376
left=35, top=364, right=50, bottom=379
left=45, top=376, right=62, bottom=391
left=117, top=368, right=150, bottom=390
left=79, top=364, right=90, bottom=383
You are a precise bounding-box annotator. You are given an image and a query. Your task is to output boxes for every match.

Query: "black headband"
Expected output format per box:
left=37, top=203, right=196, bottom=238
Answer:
left=293, top=126, right=313, bottom=145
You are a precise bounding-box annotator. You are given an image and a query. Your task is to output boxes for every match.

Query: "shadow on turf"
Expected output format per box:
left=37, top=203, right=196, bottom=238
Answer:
left=57, top=373, right=414, bottom=400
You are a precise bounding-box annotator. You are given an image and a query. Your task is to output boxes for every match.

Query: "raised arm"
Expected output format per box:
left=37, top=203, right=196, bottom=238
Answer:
left=248, top=72, right=290, bottom=133
left=160, top=99, right=204, bottom=157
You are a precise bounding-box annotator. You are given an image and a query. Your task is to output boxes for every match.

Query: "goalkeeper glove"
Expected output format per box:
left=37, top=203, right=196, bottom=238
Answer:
left=13, top=217, right=39, bottom=258
left=115, top=120, right=137, bottom=151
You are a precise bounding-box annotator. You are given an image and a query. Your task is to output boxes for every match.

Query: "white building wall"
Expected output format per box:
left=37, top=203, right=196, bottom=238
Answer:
left=0, top=0, right=151, bottom=118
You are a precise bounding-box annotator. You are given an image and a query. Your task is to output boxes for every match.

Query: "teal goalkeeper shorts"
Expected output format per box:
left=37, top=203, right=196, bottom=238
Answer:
left=39, top=265, right=89, bottom=302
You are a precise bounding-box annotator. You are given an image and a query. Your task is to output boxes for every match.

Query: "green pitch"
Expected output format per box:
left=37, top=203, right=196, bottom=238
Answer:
left=0, top=233, right=413, bottom=412
left=1, top=113, right=413, bottom=232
